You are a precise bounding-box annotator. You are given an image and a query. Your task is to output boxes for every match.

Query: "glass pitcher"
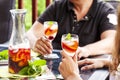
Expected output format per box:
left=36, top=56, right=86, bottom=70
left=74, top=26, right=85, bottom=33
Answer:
left=8, top=9, right=31, bottom=74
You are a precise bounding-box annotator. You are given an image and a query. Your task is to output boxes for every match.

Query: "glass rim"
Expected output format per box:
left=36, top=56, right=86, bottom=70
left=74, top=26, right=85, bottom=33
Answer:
left=44, top=21, right=58, bottom=23
left=10, top=9, right=27, bottom=14
left=62, top=33, right=78, bottom=36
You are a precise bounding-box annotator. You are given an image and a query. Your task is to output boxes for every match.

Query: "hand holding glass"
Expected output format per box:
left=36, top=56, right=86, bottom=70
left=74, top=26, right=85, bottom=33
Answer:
left=44, top=21, right=58, bottom=59
left=61, top=34, right=79, bottom=57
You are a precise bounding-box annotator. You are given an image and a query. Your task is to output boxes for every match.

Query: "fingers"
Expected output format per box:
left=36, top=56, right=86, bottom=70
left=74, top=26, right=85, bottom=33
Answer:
left=76, top=47, right=81, bottom=57
left=60, top=50, right=69, bottom=58
left=34, top=45, right=45, bottom=55
left=78, top=59, right=93, bottom=66
left=40, top=37, right=53, bottom=54
left=58, top=62, right=62, bottom=75
left=76, top=47, right=90, bottom=59
left=73, top=52, right=78, bottom=63
left=78, top=59, right=95, bottom=70
left=58, top=62, right=66, bottom=78
left=34, top=36, right=53, bottom=55
left=76, top=47, right=84, bottom=59
left=61, top=51, right=78, bottom=64
left=81, top=64, right=95, bottom=71
left=42, top=36, right=53, bottom=49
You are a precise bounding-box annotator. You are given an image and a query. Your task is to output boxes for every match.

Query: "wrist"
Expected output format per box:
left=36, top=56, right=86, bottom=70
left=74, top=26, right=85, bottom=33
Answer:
left=103, top=59, right=111, bottom=67
left=82, top=47, right=91, bottom=57
left=66, top=72, right=82, bottom=80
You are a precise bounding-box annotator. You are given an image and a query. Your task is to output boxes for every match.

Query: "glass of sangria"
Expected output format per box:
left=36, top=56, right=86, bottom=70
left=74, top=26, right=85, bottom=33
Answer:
left=61, top=33, right=79, bottom=57
left=44, top=21, right=58, bottom=59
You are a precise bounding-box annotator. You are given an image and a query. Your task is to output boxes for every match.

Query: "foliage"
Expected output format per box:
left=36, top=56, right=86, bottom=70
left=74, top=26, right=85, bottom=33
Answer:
left=18, top=60, right=46, bottom=76
left=15, top=0, right=46, bottom=31
left=0, top=50, right=8, bottom=60
left=65, top=33, right=72, bottom=40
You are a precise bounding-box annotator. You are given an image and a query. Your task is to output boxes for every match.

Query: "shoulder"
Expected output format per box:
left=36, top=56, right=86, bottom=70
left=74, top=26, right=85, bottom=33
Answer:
left=96, top=0, right=115, bottom=13
left=50, top=0, right=67, bottom=7
left=45, top=0, right=68, bottom=12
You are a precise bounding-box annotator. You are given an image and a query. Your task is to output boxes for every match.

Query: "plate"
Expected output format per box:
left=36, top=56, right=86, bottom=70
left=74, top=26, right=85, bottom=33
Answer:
left=0, top=66, right=56, bottom=79
left=0, top=60, right=8, bottom=65
left=44, top=54, right=59, bottom=60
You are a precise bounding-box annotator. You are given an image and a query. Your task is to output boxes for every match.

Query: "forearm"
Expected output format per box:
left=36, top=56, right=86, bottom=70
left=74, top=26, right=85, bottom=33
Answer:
left=66, top=73, right=83, bottom=80
left=103, top=59, right=112, bottom=67
left=84, top=37, right=115, bottom=56
left=26, top=29, right=37, bottom=49
left=26, top=21, right=44, bottom=49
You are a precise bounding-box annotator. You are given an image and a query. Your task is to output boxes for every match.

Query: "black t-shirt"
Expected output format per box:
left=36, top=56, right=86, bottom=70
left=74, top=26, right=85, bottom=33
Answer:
left=38, top=0, right=116, bottom=49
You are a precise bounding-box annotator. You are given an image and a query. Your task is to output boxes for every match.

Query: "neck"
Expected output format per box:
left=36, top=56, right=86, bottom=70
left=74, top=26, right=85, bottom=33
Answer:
left=72, top=0, right=93, bottom=12
left=70, top=0, right=93, bottom=21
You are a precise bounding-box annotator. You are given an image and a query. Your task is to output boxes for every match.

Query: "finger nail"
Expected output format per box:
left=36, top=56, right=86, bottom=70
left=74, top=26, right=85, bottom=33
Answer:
left=81, top=67, right=86, bottom=71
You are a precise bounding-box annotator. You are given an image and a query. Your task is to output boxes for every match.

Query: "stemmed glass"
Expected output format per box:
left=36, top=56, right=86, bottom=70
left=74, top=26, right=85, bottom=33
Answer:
left=61, top=34, right=79, bottom=57
left=43, top=21, right=58, bottom=59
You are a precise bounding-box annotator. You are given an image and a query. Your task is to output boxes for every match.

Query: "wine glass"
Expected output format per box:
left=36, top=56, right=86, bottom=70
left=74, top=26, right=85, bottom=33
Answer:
left=61, top=34, right=79, bottom=57
left=43, top=21, right=58, bottom=59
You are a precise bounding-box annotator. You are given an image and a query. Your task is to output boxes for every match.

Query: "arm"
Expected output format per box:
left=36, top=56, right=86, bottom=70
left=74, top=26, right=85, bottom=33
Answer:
left=77, top=30, right=116, bottom=58
left=85, top=30, right=116, bottom=55
left=26, top=2, right=57, bottom=55
left=59, top=51, right=82, bottom=80
left=78, top=58, right=112, bottom=70
left=26, top=21, right=43, bottom=49
left=26, top=21, right=53, bottom=55
left=77, top=2, right=116, bottom=58
left=66, top=74, right=82, bottom=80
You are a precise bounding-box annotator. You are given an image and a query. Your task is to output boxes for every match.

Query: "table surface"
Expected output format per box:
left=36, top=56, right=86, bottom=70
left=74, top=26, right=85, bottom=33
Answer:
left=0, top=47, right=110, bottom=80
left=45, top=49, right=110, bottom=80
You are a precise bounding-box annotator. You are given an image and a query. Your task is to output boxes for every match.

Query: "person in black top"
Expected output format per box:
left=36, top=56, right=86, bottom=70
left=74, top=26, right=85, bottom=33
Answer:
left=59, top=5, right=120, bottom=80
left=26, top=0, right=116, bottom=59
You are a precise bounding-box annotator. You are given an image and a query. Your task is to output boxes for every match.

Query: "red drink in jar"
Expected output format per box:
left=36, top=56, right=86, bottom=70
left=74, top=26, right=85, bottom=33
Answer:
left=8, top=47, right=31, bottom=74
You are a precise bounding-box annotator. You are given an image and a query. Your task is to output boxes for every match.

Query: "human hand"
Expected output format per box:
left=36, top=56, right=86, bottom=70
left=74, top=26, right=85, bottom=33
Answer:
left=33, top=36, right=53, bottom=55
left=76, top=47, right=90, bottom=59
left=78, top=58, right=108, bottom=71
left=58, top=51, right=81, bottom=80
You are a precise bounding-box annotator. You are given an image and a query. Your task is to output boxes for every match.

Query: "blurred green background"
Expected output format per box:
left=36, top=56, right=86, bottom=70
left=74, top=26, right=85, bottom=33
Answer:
left=15, top=0, right=46, bottom=31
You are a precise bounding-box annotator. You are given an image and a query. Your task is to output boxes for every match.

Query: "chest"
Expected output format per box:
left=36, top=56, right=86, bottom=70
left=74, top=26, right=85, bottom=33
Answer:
left=58, top=12, right=99, bottom=35
left=56, top=12, right=100, bottom=46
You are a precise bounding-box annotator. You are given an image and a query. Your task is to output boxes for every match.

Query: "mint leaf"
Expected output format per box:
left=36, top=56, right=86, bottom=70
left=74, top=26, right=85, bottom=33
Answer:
left=18, top=66, right=29, bottom=75
left=65, top=33, right=71, bottom=40
left=18, top=59, right=46, bottom=76
left=33, top=60, right=46, bottom=66
left=48, top=21, right=54, bottom=25
left=0, top=50, right=8, bottom=60
left=27, top=65, right=36, bottom=75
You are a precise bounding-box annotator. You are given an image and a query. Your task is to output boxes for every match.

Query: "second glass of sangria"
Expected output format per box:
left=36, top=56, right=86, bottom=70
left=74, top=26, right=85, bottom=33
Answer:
left=61, top=33, right=79, bottom=57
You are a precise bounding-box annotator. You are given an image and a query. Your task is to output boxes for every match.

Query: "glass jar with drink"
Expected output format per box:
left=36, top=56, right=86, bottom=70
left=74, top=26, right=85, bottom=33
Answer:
left=8, top=9, right=31, bottom=74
